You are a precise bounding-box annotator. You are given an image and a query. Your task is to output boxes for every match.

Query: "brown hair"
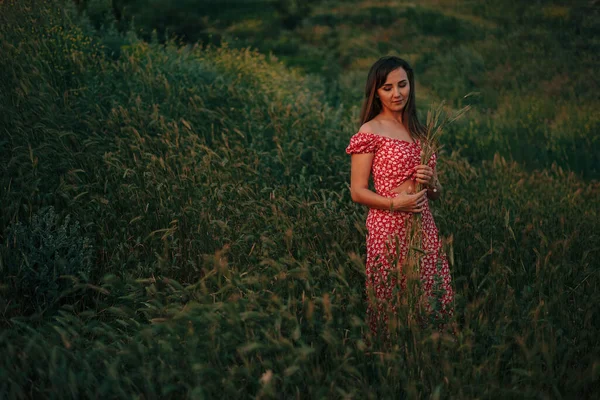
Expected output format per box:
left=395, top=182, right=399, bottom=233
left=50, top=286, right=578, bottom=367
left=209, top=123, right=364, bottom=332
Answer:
left=359, top=56, right=426, bottom=140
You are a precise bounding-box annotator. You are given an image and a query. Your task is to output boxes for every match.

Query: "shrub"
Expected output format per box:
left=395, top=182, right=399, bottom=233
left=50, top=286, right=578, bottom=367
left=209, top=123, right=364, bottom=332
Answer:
left=3, top=206, right=93, bottom=313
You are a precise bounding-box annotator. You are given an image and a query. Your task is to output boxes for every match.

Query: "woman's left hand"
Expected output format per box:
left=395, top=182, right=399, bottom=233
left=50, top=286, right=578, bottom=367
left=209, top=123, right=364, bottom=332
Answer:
left=414, top=164, right=434, bottom=187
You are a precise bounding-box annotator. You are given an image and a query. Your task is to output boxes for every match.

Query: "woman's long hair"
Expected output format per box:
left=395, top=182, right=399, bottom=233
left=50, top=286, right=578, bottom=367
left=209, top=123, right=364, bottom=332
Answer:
left=359, top=56, right=426, bottom=140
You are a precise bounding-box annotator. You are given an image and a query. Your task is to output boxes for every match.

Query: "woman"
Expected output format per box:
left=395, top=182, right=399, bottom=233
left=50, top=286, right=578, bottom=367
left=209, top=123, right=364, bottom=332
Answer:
left=346, top=56, right=454, bottom=338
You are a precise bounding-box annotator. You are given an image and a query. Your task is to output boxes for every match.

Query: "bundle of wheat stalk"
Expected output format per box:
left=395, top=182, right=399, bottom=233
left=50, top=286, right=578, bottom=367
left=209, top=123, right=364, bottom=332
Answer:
left=396, top=100, right=471, bottom=331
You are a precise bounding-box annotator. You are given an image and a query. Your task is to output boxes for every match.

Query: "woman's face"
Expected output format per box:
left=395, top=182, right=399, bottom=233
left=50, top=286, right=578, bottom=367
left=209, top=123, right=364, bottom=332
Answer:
left=376, top=67, right=410, bottom=112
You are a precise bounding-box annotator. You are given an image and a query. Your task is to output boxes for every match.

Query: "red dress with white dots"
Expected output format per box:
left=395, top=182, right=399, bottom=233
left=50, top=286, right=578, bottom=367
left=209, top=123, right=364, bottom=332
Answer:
left=346, top=132, right=454, bottom=336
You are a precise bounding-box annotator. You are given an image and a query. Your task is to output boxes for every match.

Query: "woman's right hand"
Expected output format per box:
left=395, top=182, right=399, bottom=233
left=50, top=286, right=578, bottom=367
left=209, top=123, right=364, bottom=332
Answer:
left=391, top=189, right=428, bottom=213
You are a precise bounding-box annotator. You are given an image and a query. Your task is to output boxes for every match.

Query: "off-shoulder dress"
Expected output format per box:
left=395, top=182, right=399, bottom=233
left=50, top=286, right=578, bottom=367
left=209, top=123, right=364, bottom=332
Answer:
left=346, top=131, right=454, bottom=335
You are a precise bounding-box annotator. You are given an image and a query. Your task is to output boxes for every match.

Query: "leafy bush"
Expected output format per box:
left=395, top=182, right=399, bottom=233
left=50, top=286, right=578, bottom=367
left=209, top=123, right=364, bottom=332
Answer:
left=3, top=206, right=93, bottom=312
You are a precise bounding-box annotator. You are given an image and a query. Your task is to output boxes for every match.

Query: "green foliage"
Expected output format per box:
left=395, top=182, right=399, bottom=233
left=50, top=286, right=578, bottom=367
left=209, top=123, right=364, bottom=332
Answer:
left=85, top=0, right=114, bottom=29
left=274, top=0, right=321, bottom=30
left=3, top=206, right=93, bottom=312
left=417, top=45, right=487, bottom=106
left=0, top=0, right=599, bottom=398
left=76, top=0, right=320, bottom=44
left=66, top=0, right=599, bottom=179
left=404, top=5, right=485, bottom=41
left=443, top=96, right=600, bottom=178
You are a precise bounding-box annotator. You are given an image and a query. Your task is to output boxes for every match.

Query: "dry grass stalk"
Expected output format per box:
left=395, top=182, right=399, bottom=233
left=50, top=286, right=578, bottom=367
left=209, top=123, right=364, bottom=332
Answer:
left=398, top=99, right=472, bottom=328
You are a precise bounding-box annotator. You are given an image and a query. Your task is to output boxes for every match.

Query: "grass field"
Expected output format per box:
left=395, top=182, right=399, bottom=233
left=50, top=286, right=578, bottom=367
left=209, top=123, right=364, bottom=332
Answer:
left=1, top=0, right=599, bottom=398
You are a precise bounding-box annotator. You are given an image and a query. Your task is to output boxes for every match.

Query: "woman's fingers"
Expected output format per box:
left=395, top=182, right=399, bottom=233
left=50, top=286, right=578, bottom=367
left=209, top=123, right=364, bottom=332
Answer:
left=415, top=173, right=433, bottom=179
left=415, top=172, right=433, bottom=179
left=413, top=189, right=428, bottom=209
left=415, top=166, right=434, bottom=177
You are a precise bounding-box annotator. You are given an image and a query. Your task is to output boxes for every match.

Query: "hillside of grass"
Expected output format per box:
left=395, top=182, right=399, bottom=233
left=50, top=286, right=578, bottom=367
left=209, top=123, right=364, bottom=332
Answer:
left=1, top=1, right=599, bottom=398
left=73, top=0, right=600, bottom=178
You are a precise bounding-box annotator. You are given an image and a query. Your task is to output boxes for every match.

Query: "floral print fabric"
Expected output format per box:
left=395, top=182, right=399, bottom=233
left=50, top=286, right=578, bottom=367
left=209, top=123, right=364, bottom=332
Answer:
left=346, top=132, right=454, bottom=336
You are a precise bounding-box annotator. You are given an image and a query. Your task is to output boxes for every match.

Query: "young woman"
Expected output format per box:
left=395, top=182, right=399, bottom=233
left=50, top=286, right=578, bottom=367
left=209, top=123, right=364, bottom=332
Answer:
left=346, top=56, right=454, bottom=337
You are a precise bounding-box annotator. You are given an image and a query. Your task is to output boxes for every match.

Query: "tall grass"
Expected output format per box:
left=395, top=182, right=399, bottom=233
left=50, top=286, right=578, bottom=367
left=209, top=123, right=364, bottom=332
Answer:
left=1, top=1, right=599, bottom=398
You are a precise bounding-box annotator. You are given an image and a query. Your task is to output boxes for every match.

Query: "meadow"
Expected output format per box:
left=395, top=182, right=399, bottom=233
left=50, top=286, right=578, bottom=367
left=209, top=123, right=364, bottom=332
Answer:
left=0, top=0, right=599, bottom=398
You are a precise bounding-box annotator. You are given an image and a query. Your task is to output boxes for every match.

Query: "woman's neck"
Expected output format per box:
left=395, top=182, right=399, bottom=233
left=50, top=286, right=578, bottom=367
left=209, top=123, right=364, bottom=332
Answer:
left=378, top=109, right=404, bottom=124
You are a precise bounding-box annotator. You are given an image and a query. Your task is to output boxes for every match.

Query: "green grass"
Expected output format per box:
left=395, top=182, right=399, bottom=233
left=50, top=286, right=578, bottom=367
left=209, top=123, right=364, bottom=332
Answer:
left=228, top=0, right=600, bottom=178
left=0, top=0, right=599, bottom=398
left=69, top=0, right=600, bottom=177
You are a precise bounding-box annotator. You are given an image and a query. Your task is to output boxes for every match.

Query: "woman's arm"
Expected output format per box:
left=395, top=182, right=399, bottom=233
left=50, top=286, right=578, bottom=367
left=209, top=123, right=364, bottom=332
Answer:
left=350, top=153, right=427, bottom=211
left=349, top=153, right=391, bottom=209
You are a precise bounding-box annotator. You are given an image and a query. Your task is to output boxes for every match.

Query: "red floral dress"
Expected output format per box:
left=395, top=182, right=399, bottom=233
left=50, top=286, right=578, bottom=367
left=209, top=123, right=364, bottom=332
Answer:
left=346, top=132, right=454, bottom=336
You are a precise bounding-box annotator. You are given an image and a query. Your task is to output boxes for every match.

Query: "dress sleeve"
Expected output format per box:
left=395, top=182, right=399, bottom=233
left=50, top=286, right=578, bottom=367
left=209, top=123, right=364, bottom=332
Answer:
left=345, top=133, right=379, bottom=154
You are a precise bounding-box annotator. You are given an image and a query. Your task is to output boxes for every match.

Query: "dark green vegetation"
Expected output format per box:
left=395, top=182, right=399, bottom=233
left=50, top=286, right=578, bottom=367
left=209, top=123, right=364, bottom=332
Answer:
left=1, top=0, right=599, bottom=398
left=76, top=0, right=600, bottom=179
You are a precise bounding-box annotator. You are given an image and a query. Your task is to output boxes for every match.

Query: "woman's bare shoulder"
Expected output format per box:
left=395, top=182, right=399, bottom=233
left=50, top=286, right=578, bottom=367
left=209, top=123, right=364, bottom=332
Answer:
left=358, top=119, right=381, bottom=134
